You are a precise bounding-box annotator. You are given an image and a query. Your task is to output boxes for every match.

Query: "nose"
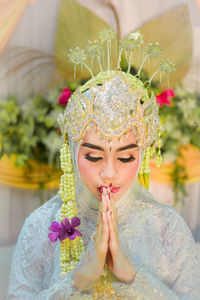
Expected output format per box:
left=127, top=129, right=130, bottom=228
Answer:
left=99, top=159, right=117, bottom=183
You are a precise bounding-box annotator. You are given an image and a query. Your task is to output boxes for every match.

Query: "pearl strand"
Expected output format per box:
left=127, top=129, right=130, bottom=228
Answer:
left=59, top=140, right=84, bottom=276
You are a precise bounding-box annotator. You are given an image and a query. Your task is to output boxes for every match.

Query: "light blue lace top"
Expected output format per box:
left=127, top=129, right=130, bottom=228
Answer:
left=7, top=191, right=200, bottom=300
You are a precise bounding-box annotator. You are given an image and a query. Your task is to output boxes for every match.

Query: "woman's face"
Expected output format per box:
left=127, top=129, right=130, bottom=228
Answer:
left=78, top=126, right=140, bottom=202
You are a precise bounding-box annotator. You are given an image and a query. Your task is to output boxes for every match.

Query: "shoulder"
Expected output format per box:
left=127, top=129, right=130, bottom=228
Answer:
left=21, top=193, right=62, bottom=237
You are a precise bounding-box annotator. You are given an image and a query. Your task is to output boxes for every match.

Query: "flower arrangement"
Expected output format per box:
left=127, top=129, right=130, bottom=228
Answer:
left=0, top=85, right=73, bottom=168
left=0, top=84, right=75, bottom=198
left=157, top=85, right=200, bottom=203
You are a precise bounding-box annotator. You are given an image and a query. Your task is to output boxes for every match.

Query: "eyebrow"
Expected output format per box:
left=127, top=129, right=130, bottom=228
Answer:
left=81, top=142, right=138, bottom=152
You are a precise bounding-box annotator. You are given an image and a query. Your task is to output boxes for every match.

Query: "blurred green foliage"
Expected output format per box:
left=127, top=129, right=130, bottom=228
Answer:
left=0, top=85, right=67, bottom=168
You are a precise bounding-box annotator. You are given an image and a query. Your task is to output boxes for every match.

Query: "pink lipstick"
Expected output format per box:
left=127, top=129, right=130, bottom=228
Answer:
left=110, top=185, right=120, bottom=193
left=97, top=184, right=120, bottom=194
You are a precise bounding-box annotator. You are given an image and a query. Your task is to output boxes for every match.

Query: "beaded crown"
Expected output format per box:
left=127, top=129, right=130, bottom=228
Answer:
left=58, top=29, right=175, bottom=151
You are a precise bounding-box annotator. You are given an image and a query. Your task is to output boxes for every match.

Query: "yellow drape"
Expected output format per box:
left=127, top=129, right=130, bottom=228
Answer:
left=0, top=154, right=61, bottom=190
left=0, top=0, right=35, bottom=55
left=150, top=144, right=200, bottom=184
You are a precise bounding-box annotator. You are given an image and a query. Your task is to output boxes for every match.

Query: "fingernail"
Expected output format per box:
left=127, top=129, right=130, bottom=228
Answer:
left=110, top=211, right=112, bottom=215
left=100, top=211, right=103, bottom=217
left=108, top=192, right=111, bottom=200
left=100, top=195, right=102, bottom=201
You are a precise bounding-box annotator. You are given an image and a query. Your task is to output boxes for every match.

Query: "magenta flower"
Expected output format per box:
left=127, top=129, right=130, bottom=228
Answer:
left=156, top=89, right=175, bottom=107
left=58, top=88, right=72, bottom=106
left=48, top=217, right=82, bottom=242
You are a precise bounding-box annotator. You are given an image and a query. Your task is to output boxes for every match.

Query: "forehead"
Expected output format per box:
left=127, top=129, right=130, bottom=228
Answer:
left=81, top=125, right=137, bottom=147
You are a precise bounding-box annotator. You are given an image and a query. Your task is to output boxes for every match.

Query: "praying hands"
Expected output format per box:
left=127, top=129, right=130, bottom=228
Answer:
left=94, top=186, right=137, bottom=283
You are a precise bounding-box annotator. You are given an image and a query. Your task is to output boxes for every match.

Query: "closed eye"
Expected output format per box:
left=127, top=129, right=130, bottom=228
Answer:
left=118, top=156, right=135, bottom=163
left=85, top=154, right=102, bottom=162
left=85, top=154, right=135, bottom=163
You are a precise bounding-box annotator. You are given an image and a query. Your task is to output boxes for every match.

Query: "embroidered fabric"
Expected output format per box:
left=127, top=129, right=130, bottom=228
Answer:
left=7, top=140, right=200, bottom=299
left=7, top=192, right=200, bottom=299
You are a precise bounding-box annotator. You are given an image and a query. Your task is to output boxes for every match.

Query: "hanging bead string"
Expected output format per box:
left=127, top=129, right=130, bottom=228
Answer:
left=59, top=138, right=84, bottom=276
left=138, top=147, right=151, bottom=190
left=155, top=126, right=163, bottom=168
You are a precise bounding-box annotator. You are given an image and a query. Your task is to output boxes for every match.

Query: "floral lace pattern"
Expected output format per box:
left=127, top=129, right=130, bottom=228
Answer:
left=7, top=192, right=200, bottom=300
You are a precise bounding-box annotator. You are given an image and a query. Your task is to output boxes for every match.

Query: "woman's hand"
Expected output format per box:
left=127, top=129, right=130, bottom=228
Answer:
left=105, top=187, right=136, bottom=283
left=95, top=187, right=136, bottom=282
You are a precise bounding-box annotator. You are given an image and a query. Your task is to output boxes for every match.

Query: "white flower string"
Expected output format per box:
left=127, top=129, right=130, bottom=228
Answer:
left=58, top=139, right=84, bottom=275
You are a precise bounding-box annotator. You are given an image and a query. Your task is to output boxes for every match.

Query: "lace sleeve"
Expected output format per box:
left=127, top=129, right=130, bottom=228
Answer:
left=6, top=212, right=73, bottom=300
left=72, top=233, right=103, bottom=290
left=167, top=211, right=200, bottom=299
left=111, top=236, right=180, bottom=300
left=112, top=209, right=200, bottom=300
left=7, top=208, right=102, bottom=300
left=38, top=235, right=103, bottom=299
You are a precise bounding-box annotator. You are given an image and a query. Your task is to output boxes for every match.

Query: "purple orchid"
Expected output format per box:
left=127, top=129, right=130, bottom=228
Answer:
left=48, top=217, right=82, bottom=242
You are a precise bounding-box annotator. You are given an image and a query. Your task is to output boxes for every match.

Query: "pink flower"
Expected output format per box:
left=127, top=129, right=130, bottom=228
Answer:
left=58, top=88, right=72, bottom=106
left=156, top=89, right=175, bottom=107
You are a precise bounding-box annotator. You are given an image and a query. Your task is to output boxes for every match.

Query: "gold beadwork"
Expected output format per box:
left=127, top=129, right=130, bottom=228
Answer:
left=93, top=266, right=123, bottom=300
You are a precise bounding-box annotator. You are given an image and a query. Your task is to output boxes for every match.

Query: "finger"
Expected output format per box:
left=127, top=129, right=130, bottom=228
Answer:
left=107, top=212, right=119, bottom=258
left=101, top=212, right=109, bottom=243
left=107, top=187, right=118, bottom=225
left=106, top=193, right=115, bottom=222
left=107, top=210, right=118, bottom=242
left=108, top=187, right=115, bottom=211
left=102, top=188, right=108, bottom=213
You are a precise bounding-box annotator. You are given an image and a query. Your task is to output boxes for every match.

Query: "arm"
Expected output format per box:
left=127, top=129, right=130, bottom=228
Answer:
left=103, top=185, right=200, bottom=299
left=7, top=206, right=103, bottom=299
left=168, top=212, right=200, bottom=299
left=111, top=209, right=200, bottom=300
left=6, top=214, right=75, bottom=300
left=111, top=236, right=180, bottom=300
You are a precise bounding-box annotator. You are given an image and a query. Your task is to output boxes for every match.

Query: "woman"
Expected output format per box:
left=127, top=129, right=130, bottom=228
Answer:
left=7, top=30, right=200, bottom=299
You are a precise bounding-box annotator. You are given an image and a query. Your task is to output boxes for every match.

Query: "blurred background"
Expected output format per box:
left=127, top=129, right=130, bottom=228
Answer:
left=0, top=0, right=200, bottom=299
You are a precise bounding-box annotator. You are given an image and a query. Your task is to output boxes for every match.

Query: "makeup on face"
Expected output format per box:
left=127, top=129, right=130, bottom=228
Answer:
left=78, top=127, right=140, bottom=203
left=97, top=184, right=120, bottom=195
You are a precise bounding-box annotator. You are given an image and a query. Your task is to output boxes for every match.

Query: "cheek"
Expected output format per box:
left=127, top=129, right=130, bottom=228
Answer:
left=78, top=153, right=97, bottom=186
left=119, top=156, right=139, bottom=187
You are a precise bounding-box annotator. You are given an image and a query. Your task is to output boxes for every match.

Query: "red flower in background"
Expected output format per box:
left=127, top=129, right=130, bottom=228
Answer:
left=156, top=89, right=175, bottom=107
left=58, top=88, right=72, bottom=106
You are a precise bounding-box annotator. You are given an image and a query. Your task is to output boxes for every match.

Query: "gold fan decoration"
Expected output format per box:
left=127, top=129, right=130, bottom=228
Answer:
left=0, top=1, right=193, bottom=93
left=54, top=0, right=119, bottom=80
left=134, top=4, right=192, bottom=88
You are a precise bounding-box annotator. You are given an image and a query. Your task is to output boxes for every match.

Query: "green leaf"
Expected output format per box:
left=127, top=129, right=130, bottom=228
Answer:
left=15, top=154, right=29, bottom=167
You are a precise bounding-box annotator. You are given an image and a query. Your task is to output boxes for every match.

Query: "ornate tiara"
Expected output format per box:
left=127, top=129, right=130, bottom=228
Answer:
left=58, top=29, right=175, bottom=150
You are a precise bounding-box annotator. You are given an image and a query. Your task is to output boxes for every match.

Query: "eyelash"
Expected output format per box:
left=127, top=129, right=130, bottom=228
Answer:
left=85, top=154, right=135, bottom=163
